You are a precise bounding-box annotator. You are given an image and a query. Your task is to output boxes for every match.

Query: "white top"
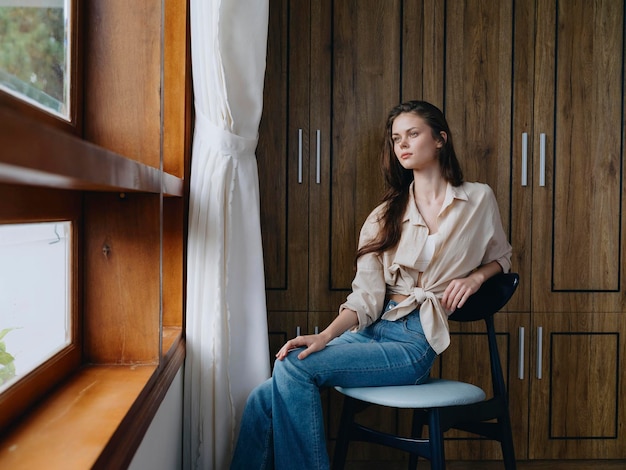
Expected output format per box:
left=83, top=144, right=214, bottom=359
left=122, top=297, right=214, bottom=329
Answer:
left=415, top=233, right=438, bottom=272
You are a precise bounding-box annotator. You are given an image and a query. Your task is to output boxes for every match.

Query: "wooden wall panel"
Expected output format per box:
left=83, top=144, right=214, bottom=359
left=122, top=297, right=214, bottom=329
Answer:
left=551, top=1, right=622, bottom=291
left=531, top=0, right=626, bottom=313
left=163, top=0, right=190, bottom=178
left=258, top=0, right=310, bottom=312
left=84, top=193, right=160, bottom=364
left=327, top=0, right=399, bottom=292
left=530, top=313, right=626, bottom=459
left=83, top=0, right=161, bottom=167
left=163, top=197, right=183, bottom=329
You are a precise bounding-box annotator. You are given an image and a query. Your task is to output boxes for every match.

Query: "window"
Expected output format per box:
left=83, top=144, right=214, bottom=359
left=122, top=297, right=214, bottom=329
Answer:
left=0, top=221, right=72, bottom=393
left=0, top=0, right=189, bottom=465
left=0, top=0, right=76, bottom=124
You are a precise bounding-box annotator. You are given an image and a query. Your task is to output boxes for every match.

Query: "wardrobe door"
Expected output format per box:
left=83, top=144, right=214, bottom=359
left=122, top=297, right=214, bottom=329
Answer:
left=528, top=0, right=626, bottom=458
left=309, top=0, right=416, bottom=313
left=440, top=0, right=533, bottom=311
left=258, top=0, right=311, bottom=313
left=531, top=0, right=626, bottom=313
left=529, top=312, right=626, bottom=458
left=425, top=0, right=532, bottom=312
left=308, top=2, right=427, bottom=464
left=422, top=0, right=532, bottom=459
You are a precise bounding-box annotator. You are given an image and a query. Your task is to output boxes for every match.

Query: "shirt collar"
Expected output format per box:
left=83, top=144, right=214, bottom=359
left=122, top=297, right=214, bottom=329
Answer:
left=404, top=181, right=468, bottom=225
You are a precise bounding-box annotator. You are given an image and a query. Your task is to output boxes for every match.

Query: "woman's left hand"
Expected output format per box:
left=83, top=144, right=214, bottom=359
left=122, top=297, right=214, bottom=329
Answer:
left=441, top=276, right=481, bottom=311
left=442, top=262, right=503, bottom=311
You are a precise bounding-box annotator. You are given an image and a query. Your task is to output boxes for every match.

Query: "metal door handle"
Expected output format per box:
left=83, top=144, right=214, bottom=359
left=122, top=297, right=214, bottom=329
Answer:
left=521, top=133, right=528, bottom=187
left=536, top=326, right=543, bottom=379
left=298, top=129, right=303, bottom=184
left=539, top=133, right=546, bottom=186
left=518, top=326, right=525, bottom=379
left=316, top=130, right=321, bottom=184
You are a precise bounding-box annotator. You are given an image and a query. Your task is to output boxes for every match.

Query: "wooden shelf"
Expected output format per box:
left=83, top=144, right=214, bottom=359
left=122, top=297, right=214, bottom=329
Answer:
left=0, top=106, right=183, bottom=197
left=163, top=326, right=183, bottom=357
left=0, top=335, right=185, bottom=470
left=0, top=365, right=156, bottom=469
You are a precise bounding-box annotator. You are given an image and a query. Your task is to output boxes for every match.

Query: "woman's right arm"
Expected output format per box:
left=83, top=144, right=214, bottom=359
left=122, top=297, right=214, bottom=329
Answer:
left=276, top=209, right=386, bottom=361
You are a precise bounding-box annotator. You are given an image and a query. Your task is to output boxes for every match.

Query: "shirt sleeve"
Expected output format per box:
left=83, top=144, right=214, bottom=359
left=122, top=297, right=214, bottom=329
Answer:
left=482, top=186, right=512, bottom=273
left=338, top=207, right=387, bottom=330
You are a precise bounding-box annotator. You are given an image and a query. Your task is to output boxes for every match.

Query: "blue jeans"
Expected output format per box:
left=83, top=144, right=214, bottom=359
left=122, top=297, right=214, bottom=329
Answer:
left=230, top=303, right=436, bottom=470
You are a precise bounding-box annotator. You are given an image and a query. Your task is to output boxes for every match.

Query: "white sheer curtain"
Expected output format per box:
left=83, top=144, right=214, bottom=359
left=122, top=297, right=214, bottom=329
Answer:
left=183, top=1, right=270, bottom=468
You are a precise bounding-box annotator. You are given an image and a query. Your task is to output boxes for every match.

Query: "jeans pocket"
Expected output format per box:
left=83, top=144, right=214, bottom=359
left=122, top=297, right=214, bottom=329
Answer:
left=403, top=310, right=426, bottom=338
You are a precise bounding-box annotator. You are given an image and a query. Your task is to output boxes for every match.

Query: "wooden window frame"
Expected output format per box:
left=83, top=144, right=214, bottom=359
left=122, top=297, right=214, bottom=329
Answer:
left=0, top=0, right=83, bottom=135
left=0, top=1, right=191, bottom=467
left=0, top=186, right=82, bottom=432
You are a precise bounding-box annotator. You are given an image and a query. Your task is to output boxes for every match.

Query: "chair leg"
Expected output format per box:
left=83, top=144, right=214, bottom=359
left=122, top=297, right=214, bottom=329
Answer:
left=499, top=411, right=516, bottom=470
left=332, top=396, right=359, bottom=470
left=428, top=408, right=445, bottom=470
left=408, top=409, right=427, bottom=470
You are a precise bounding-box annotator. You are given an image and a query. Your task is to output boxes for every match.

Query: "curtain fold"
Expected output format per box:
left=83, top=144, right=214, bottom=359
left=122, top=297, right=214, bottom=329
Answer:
left=183, top=1, right=270, bottom=468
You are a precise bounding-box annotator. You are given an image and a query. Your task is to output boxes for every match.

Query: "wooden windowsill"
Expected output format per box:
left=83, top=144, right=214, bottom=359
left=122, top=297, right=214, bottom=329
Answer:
left=0, top=336, right=185, bottom=469
left=0, top=365, right=155, bottom=469
left=0, top=106, right=184, bottom=197
left=163, top=326, right=183, bottom=357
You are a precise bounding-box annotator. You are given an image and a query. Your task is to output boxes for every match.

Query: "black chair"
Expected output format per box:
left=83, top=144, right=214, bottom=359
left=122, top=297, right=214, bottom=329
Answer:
left=332, top=272, right=519, bottom=470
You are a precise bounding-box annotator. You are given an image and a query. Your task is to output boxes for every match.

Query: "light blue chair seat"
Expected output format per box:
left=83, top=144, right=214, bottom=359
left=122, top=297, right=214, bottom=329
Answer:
left=335, top=378, right=486, bottom=409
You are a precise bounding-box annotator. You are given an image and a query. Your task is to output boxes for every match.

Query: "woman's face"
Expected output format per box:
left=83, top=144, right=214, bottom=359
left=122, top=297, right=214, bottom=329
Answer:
left=391, top=112, right=445, bottom=171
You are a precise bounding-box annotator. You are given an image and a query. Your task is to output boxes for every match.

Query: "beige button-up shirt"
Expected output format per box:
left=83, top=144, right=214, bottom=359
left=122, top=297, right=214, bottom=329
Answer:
left=339, top=181, right=512, bottom=355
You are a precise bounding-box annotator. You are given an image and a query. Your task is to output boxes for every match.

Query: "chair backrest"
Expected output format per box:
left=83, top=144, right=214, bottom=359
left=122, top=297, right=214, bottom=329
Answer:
left=446, top=272, right=519, bottom=399
left=448, top=272, right=519, bottom=323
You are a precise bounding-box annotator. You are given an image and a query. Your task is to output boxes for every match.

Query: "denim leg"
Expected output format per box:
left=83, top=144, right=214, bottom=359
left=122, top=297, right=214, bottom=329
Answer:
left=231, top=310, right=436, bottom=470
left=230, top=379, right=274, bottom=470
left=271, top=357, right=329, bottom=469
left=270, top=311, right=436, bottom=469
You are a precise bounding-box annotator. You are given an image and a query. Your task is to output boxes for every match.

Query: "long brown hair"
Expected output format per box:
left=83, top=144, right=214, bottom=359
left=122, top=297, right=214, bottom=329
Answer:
left=356, top=100, right=464, bottom=260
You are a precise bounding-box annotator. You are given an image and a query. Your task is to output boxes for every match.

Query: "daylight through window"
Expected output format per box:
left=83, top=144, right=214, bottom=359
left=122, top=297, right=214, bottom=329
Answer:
left=0, top=0, right=71, bottom=118
left=0, top=221, right=72, bottom=394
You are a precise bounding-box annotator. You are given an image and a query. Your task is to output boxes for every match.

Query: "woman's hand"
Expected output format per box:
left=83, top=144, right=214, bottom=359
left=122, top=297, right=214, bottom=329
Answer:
left=441, top=276, right=481, bottom=311
left=275, top=308, right=358, bottom=361
left=441, top=261, right=503, bottom=311
left=275, top=332, right=331, bottom=361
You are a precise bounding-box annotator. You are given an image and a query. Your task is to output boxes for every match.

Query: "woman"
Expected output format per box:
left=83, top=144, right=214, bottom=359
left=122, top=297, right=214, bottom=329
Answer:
left=230, top=100, right=512, bottom=469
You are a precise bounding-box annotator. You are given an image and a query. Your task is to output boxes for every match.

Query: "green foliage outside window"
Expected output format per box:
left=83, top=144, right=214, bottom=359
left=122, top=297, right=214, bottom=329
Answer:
left=0, top=328, right=16, bottom=386
left=0, top=6, right=67, bottom=114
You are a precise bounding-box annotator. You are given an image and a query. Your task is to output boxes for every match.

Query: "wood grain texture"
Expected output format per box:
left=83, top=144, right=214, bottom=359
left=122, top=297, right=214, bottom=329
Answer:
left=0, top=0, right=189, bottom=464
left=529, top=313, right=626, bottom=459
left=163, top=0, right=190, bottom=178
left=532, top=0, right=626, bottom=312
left=510, top=0, right=535, bottom=313
left=84, top=192, right=160, bottom=364
left=83, top=0, right=161, bottom=167
left=0, top=107, right=182, bottom=195
left=163, top=197, right=184, bottom=331
left=0, top=365, right=156, bottom=469
left=259, top=0, right=626, bottom=463
left=0, top=185, right=82, bottom=431
left=258, top=0, right=310, bottom=312
left=551, top=0, right=621, bottom=290
left=344, top=460, right=626, bottom=470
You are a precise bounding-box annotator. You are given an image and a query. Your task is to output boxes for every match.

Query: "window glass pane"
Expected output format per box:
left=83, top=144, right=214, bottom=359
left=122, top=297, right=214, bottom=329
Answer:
left=0, top=0, right=71, bottom=118
left=0, top=222, right=71, bottom=393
